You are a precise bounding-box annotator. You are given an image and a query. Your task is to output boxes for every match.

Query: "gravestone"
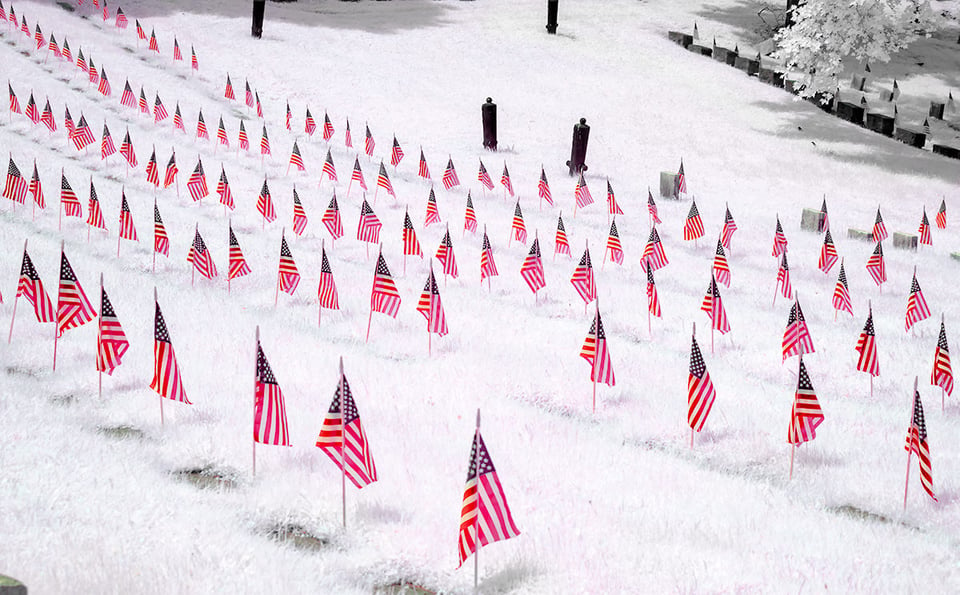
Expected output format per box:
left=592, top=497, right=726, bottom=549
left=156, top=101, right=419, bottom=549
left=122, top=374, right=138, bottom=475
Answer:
left=848, top=229, right=874, bottom=242
left=892, top=232, right=918, bottom=251
left=894, top=127, right=926, bottom=148
left=659, top=172, right=678, bottom=199
left=785, top=78, right=804, bottom=95
left=929, top=102, right=945, bottom=120
left=712, top=46, right=733, bottom=64
left=734, top=55, right=759, bottom=76
left=933, top=144, right=960, bottom=160
left=879, top=90, right=894, bottom=102
left=0, top=575, right=26, bottom=595
left=810, top=92, right=835, bottom=112
left=865, top=112, right=895, bottom=137
left=687, top=44, right=713, bottom=57
left=800, top=208, right=825, bottom=232
left=836, top=101, right=865, bottom=125
left=668, top=31, right=693, bottom=48
left=851, top=74, right=866, bottom=91
left=759, top=67, right=784, bottom=87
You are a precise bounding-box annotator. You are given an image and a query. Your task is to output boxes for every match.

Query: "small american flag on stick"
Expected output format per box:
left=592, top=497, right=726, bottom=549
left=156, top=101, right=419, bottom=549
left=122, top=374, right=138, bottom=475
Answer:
left=151, top=298, right=190, bottom=404
left=442, top=158, right=460, bottom=190
left=403, top=209, right=423, bottom=257
left=788, top=357, right=824, bottom=445
left=97, top=284, right=129, bottom=375
left=463, top=192, right=478, bottom=234
left=357, top=199, right=382, bottom=244
left=905, top=270, right=931, bottom=332
left=688, top=330, right=716, bottom=433
left=292, top=188, right=308, bottom=236
left=318, top=245, right=339, bottom=311
left=872, top=207, right=888, bottom=242
left=277, top=232, right=301, bottom=295
left=187, top=227, right=218, bottom=280
left=417, top=266, right=449, bottom=337
left=554, top=214, right=570, bottom=257
left=520, top=237, right=545, bottom=294
left=322, top=193, right=344, bottom=240
left=425, top=187, right=441, bottom=227
left=16, top=247, right=55, bottom=323
left=782, top=298, right=815, bottom=361
left=581, top=305, right=616, bottom=388
left=316, top=360, right=377, bottom=488
left=254, top=336, right=291, bottom=446
left=539, top=167, right=553, bottom=207
left=478, top=160, right=494, bottom=191
left=228, top=224, right=251, bottom=280
left=856, top=305, right=880, bottom=377
left=932, top=320, right=954, bottom=397
left=904, top=386, right=937, bottom=502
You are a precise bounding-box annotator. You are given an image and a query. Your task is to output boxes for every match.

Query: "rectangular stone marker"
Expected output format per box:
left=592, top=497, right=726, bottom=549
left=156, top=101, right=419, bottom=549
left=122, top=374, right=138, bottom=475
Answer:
left=668, top=31, right=693, bottom=48
left=734, top=56, right=760, bottom=76
left=659, top=172, right=678, bottom=199
left=895, top=126, right=926, bottom=148
left=836, top=101, right=865, bottom=125
left=687, top=44, right=713, bottom=57
left=759, top=67, right=784, bottom=88
left=929, top=102, right=945, bottom=120
left=713, top=47, right=732, bottom=63
left=933, top=144, right=960, bottom=160
left=865, top=112, right=895, bottom=137
left=848, top=228, right=874, bottom=242
left=785, top=78, right=804, bottom=95
left=800, top=208, right=826, bottom=232
left=851, top=74, right=866, bottom=91
left=893, top=232, right=918, bottom=251
left=879, top=90, right=894, bottom=102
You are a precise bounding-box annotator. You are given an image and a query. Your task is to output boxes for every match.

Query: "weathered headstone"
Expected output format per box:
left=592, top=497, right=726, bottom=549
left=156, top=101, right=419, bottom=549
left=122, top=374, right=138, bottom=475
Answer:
left=659, top=172, right=678, bottom=199
left=879, top=90, right=894, bottom=102
left=851, top=74, right=866, bottom=91
left=894, top=126, right=926, bottom=148
left=865, top=112, right=895, bottom=137
left=929, top=101, right=945, bottom=120
left=800, top=208, right=825, bottom=232
left=566, top=118, right=590, bottom=176
left=668, top=31, right=693, bottom=48
left=892, top=232, right=918, bottom=251
left=687, top=44, right=713, bottom=57
left=785, top=78, right=804, bottom=95
left=932, top=144, right=960, bottom=160
left=0, top=575, right=27, bottom=595
left=481, top=98, right=497, bottom=151
left=759, top=67, right=784, bottom=87
left=848, top=228, right=874, bottom=242
left=836, top=101, right=865, bottom=125
left=734, top=55, right=760, bottom=76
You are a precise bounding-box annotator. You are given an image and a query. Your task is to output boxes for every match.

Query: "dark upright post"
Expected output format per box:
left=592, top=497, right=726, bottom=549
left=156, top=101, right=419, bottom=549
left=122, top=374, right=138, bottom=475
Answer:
left=546, top=0, right=558, bottom=34
left=482, top=98, right=497, bottom=151
left=252, top=0, right=265, bottom=39
left=566, top=118, right=590, bottom=176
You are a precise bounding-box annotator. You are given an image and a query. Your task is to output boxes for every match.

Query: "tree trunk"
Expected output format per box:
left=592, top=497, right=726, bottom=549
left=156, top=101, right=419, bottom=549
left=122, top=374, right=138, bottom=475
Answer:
left=785, top=0, right=801, bottom=28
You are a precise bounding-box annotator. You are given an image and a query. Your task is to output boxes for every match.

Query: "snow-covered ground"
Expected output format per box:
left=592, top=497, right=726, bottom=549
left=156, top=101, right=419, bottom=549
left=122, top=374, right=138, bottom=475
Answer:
left=1, top=0, right=959, bottom=592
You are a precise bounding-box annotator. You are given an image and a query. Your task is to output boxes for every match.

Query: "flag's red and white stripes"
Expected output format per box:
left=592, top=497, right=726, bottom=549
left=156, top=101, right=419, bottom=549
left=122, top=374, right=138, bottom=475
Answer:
left=316, top=368, right=377, bottom=488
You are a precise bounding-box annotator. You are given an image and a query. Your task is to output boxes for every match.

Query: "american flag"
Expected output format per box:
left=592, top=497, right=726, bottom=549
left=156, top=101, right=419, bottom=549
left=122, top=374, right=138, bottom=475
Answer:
left=776, top=252, right=792, bottom=299
left=254, top=343, right=290, bottom=446
left=173, top=38, right=182, bottom=61
left=323, top=112, right=334, bottom=141
left=323, top=150, right=338, bottom=181
left=701, top=275, right=731, bottom=334
left=606, top=180, right=623, bottom=215
left=418, top=148, right=431, bottom=180
left=606, top=219, right=624, bottom=265
left=305, top=108, right=316, bottom=136
left=417, top=268, right=449, bottom=336
left=257, top=179, right=277, bottom=222
left=581, top=307, right=616, bottom=386
left=539, top=167, right=553, bottom=206
left=646, top=189, right=661, bottom=225
left=390, top=136, right=404, bottom=167
left=62, top=38, right=72, bottom=62
left=435, top=229, right=459, bottom=279
left=932, top=321, right=954, bottom=396
left=820, top=197, right=830, bottom=231
left=120, top=81, right=135, bottom=108
left=40, top=100, right=56, bottom=131
left=520, top=238, right=545, bottom=294
left=918, top=209, right=932, bottom=246
left=683, top=199, right=705, bottom=241
left=645, top=261, right=661, bottom=318
left=351, top=157, right=367, bottom=191
left=424, top=187, right=441, bottom=227
left=8, top=83, right=21, bottom=114
left=642, top=226, right=669, bottom=271
left=100, top=124, right=116, bottom=159
left=256, top=93, right=263, bottom=118
left=191, top=46, right=198, bottom=70
left=277, top=233, right=300, bottom=295
left=316, top=367, right=377, bottom=487
left=34, top=24, right=44, bottom=50
left=905, top=390, right=937, bottom=502
left=56, top=250, right=96, bottom=337
left=318, top=246, right=339, bottom=310
left=97, top=286, right=129, bottom=375
left=788, top=357, right=824, bottom=445
left=196, top=110, right=209, bottom=139
left=187, top=228, right=218, bottom=279
left=86, top=181, right=107, bottom=230
left=17, top=248, right=55, bottom=323
left=71, top=115, right=96, bottom=150
left=463, top=192, right=478, bottom=234
left=818, top=229, right=838, bottom=273
left=570, top=245, right=597, bottom=305
left=245, top=81, right=255, bottom=109
left=501, top=162, right=514, bottom=197
left=224, top=75, right=235, bottom=100
left=217, top=167, right=234, bottom=210
left=145, top=149, right=160, bottom=186
left=712, top=239, right=730, bottom=286
left=442, top=158, right=460, bottom=190
left=357, top=199, right=382, bottom=244
left=150, top=301, right=190, bottom=403
left=148, top=29, right=159, bottom=52
left=855, top=306, right=880, bottom=377
left=345, top=118, right=352, bottom=148
left=48, top=34, right=60, bottom=57
left=115, top=7, right=128, bottom=28
left=403, top=209, right=423, bottom=257
left=163, top=151, right=178, bottom=188
left=187, top=159, right=208, bottom=201
left=905, top=272, right=931, bottom=332
left=370, top=253, right=401, bottom=317
left=97, top=70, right=111, bottom=96
left=292, top=188, right=308, bottom=236
left=457, top=428, right=520, bottom=567
left=688, top=333, right=716, bottom=432
left=511, top=201, right=527, bottom=243
left=481, top=230, right=498, bottom=282
left=771, top=216, right=788, bottom=257
left=3, top=158, right=28, bottom=204
left=865, top=242, right=886, bottom=286
left=478, top=159, right=494, bottom=190
left=322, top=193, right=343, bottom=240
left=574, top=172, right=593, bottom=209
left=936, top=199, right=947, bottom=229
left=289, top=141, right=305, bottom=172
left=676, top=160, right=687, bottom=195
left=135, top=19, right=146, bottom=40
left=260, top=125, right=271, bottom=155
left=60, top=173, right=82, bottom=217
left=139, top=88, right=149, bottom=115
left=88, top=59, right=99, bottom=85
left=285, top=102, right=292, bottom=130
left=28, top=163, right=44, bottom=209
left=216, top=117, right=229, bottom=147
left=872, top=208, right=888, bottom=242
left=25, top=93, right=39, bottom=124
left=228, top=224, right=251, bottom=280
left=119, top=130, right=137, bottom=168
left=64, top=106, right=74, bottom=136
left=118, top=192, right=138, bottom=241
left=18, top=14, right=26, bottom=37
left=364, top=124, right=375, bottom=156
left=554, top=214, right=571, bottom=257
left=782, top=298, right=815, bottom=361
left=238, top=121, right=248, bottom=150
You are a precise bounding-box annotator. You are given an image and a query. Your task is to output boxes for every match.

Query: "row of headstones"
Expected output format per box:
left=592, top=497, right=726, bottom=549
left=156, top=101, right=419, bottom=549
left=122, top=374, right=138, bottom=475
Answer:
left=667, top=29, right=960, bottom=161
left=798, top=208, right=924, bottom=253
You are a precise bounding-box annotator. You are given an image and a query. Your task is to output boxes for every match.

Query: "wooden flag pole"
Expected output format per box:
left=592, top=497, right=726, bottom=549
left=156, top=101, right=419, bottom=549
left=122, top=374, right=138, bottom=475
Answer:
left=473, top=408, right=481, bottom=592
left=8, top=239, right=28, bottom=344
left=691, top=322, right=696, bottom=448
left=52, top=241, right=64, bottom=371
left=904, top=376, right=918, bottom=511
left=156, top=287, right=164, bottom=426
left=340, top=356, right=347, bottom=529
left=98, top=272, right=103, bottom=400
left=253, top=325, right=259, bottom=478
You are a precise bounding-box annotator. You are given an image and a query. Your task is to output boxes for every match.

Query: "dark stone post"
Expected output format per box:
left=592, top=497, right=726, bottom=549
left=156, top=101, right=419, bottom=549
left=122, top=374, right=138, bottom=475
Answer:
left=566, top=118, right=590, bottom=176
left=482, top=98, right=497, bottom=151
left=546, top=0, right=558, bottom=34
left=252, top=0, right=266, bottom=39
